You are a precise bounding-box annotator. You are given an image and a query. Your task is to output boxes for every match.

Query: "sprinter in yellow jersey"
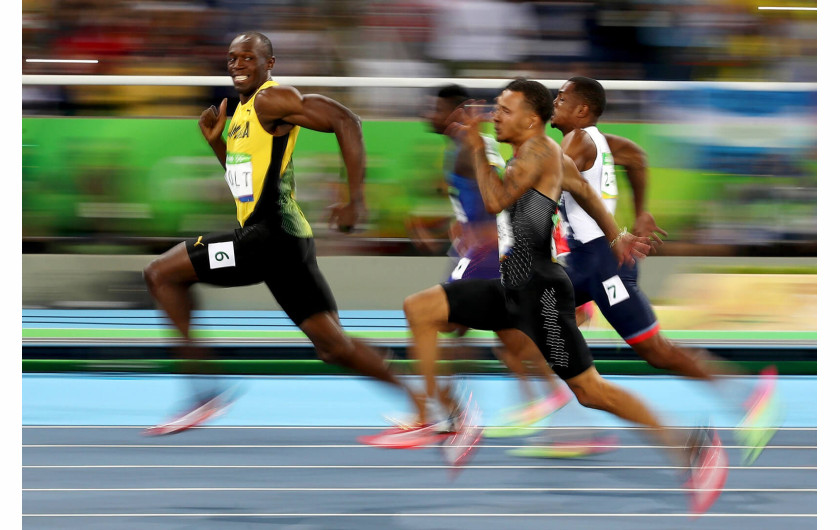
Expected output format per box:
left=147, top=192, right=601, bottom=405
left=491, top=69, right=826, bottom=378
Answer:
left=142, top=32, right=423, bottom=434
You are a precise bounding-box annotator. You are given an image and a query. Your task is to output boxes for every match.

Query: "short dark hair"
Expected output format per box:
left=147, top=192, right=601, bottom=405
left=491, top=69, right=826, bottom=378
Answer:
left=567, top=76, right=606, bottom=117
left=235, top=31, right=274, bottom=58
left=437, top=84, right=469, bottom=107
left=504, top=78, right=553, bottom=123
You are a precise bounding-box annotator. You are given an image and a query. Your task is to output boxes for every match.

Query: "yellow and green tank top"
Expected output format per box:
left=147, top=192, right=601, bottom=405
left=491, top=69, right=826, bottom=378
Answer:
left=224, top=79, right=312, bottom=236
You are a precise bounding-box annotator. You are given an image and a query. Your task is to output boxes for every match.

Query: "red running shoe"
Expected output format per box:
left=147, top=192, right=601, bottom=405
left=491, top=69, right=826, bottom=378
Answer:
left=144, top=391, right=233, bottom=436
left=440, top=393, right=483, bottom=470
left=684, top=427, right=729, bottom=515
left=357, top=422, right=454, bottom=449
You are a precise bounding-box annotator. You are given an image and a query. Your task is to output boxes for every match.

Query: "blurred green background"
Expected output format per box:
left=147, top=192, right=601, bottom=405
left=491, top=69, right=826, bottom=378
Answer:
left=22, top=117, right=815, bottom=250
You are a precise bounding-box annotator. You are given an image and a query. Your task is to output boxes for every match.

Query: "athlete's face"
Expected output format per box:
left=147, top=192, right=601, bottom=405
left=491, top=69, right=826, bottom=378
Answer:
left=493, top=89, right=534, bottom=144
left=551, top=82, right=581, bottom=134
left=227, top=36, right=275, bottom=98
left=425, top=97, right=458, bottom=135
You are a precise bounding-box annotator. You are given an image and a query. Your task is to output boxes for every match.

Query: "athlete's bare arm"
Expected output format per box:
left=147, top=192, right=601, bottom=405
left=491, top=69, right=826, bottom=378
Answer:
left=603, top=133, right=667, bottom=244
left=198, top=98, right=229, bottom=168
left=468, top=135, right=558, bottom=214
left=561, top=154, right=649, bottom=265
left=254, top=86, right=367, bottom=231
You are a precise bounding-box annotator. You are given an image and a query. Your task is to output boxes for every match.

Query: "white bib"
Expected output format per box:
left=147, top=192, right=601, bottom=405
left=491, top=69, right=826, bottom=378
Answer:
left=225, top=152, right=255, bottom=202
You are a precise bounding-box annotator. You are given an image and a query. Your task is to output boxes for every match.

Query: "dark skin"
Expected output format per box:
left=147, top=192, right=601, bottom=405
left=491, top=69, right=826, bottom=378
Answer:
left=144, top=34, right=421, bottom=410
left=551, top=80, right=666, bottom=243
left=201, top=35, right=365, bottom=229
left=550, top=79, right=734, bottom=381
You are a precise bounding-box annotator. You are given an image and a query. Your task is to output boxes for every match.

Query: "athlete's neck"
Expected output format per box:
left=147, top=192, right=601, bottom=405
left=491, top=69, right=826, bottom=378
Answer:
left=579, top=119, right=598, bottom=130
left=239, top=76, right=272, bottom=103
left=511, top=129, right=544, bottom=154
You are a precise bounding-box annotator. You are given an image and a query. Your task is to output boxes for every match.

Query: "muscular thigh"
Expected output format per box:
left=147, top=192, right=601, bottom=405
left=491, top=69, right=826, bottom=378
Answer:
left=263, top=236, right=337, bottom=326
left=512, top=274, right=592, bottom=380
left=187, top=224, right=337, bottom=325
left=567, top=238, right=658, bottom=342
left=186, top=223, right=276, bottom=287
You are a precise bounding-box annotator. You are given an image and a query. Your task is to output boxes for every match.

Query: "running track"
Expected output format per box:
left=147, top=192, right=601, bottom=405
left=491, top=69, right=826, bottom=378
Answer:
left=23, top=372, right=816, bottom=529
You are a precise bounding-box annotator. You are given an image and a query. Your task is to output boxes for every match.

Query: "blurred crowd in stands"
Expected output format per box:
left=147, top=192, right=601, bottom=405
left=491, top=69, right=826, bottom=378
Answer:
left=23, top=0, right=817, bottom=118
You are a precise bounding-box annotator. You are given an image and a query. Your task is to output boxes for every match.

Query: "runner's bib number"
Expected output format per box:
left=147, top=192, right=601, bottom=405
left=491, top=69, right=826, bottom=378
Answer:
left=225, top=153, right=254, bottom=202
left=602, top=275, right=630, bottom=306
left=451, top=257, right=470, bottom=280
left=601, top=152, right=618, bottom=199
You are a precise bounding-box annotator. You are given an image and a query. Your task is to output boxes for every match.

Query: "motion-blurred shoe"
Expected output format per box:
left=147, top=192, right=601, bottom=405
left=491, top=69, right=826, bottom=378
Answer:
left=507, top=431, right=619, bottom=458
left=357, top=417, right=454, bottom=449
left=684, top=427, right=729, bottom=515
left=484, top=386, right=572, bottom=438
left=735, top=366, right=783, bottom=465
left=440, top=392, right=483, bottom=469
left=144, top=388, right=235, bottom=436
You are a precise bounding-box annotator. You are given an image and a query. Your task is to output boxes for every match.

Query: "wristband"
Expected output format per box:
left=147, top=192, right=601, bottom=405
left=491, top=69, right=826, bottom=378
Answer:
left=609, top=228, right=628, bottom=248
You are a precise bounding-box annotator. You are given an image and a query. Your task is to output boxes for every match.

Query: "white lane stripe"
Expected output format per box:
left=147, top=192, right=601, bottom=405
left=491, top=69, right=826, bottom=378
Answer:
left=24, top=487, right=816, bottom=493
left=23, top=464, right=815, bottom=470
left=22, top=513, right=817, bottom=518
left=22, top=426, right=818, bottom=431
left=22, top=444, right=817, bottom=449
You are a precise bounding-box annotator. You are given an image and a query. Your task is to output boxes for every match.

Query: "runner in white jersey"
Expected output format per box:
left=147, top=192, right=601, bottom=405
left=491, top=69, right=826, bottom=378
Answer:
left=557, top=124, right=618, bottom=247
left=549, top=76, right=782, bottom=471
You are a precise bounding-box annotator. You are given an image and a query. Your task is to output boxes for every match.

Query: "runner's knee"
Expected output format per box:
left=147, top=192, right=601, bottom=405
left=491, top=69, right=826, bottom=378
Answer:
left=403, top=287, right=446, bottom=327
left=311, top=333, right=354, bottom=365
left=143, top=244, right=193, bottom=295
left=567, top=376, right=616, bottom=411
left=143, top=258, right=167, bottom=294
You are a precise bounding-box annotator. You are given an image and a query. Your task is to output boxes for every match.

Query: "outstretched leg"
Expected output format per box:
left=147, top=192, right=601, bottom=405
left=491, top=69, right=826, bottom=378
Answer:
left=142, top=242, right=228, bottom=435
left=143, top=242, right=216, bottom=378
left=299, top=311, right=425, bottom=415
left=403, top=285, right=459, bottom=422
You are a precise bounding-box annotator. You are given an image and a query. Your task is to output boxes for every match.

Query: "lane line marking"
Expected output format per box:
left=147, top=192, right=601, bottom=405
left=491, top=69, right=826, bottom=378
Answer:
left=23, top=464, right=816, bottom=470
left=22, top=426, right=818, bottom=431
left=22, top=444, right=817, bottom=449
left=22, top=513, right=817, bottom=518
left=24, top=487, right=816, bottom=493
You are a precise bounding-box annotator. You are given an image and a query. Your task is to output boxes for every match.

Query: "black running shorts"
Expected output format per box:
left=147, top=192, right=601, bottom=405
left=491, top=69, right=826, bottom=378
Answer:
left=442, top=274, right=593, bottom=380
left=186, top=222, right=337, bottom=325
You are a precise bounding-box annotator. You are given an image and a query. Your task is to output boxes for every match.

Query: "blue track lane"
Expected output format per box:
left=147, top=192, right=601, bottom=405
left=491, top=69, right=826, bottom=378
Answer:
left=23, top=373, right=815, bottom=428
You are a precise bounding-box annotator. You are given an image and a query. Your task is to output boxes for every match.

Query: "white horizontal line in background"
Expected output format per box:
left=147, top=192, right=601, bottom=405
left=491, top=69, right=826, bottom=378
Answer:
left=25, top=59, right=99, bottom=64
left=20, top=75, right=818, bottom=91
left=758, top=6, right=817, bottom=11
